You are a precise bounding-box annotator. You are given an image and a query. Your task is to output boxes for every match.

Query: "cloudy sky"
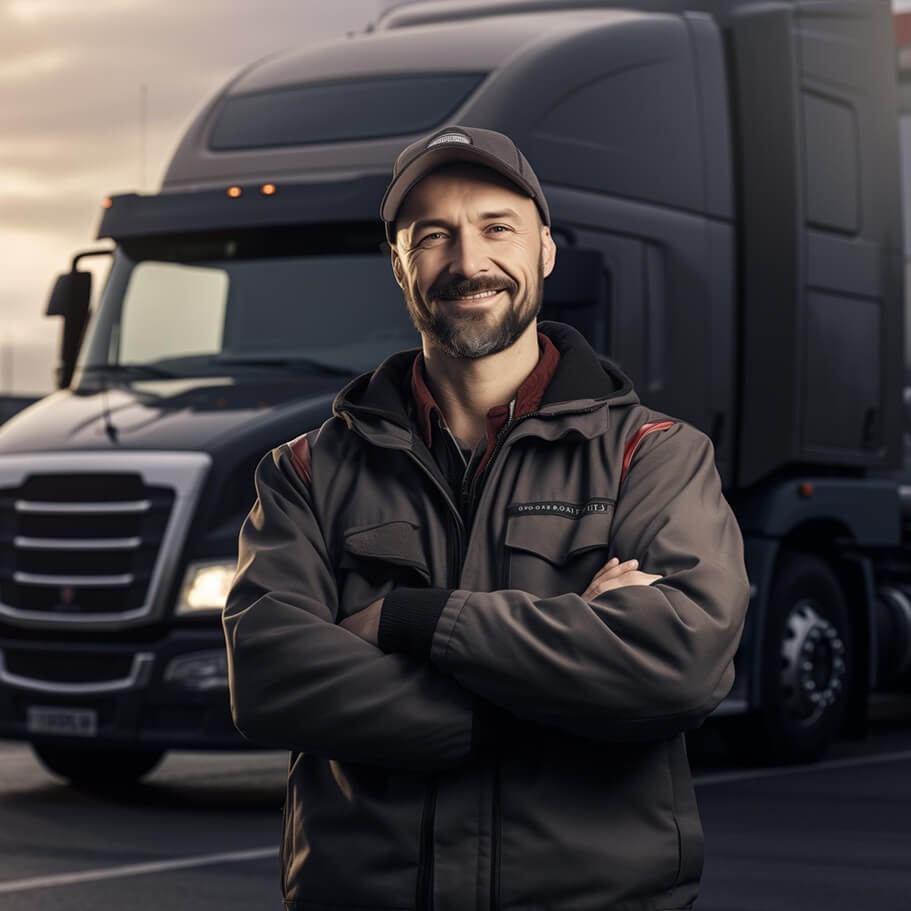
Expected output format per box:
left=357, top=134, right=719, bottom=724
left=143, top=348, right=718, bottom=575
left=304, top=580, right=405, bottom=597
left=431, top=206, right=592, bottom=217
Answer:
left=0, top=0, right=391, bottom=394
left=3, top=0, right=910, bottom=394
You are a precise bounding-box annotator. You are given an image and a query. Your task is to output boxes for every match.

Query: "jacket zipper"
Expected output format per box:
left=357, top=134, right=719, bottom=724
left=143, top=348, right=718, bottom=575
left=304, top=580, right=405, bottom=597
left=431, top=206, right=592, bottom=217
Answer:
left=416, top=775, right=438, bottom=910
left=491, top=751, right=501, bottom=911
left=402, top=444, right=466, bottom=563
left=400, top=445, right=465, bottom=911
left=465, top=401, right=605, bottom=911
left=467, top=426, right=507, bottom=911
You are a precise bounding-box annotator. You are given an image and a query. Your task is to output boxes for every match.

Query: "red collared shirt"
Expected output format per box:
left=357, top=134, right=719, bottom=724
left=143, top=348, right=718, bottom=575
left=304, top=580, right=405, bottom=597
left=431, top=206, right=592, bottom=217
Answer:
left=410, top=330, right=561, bottom=483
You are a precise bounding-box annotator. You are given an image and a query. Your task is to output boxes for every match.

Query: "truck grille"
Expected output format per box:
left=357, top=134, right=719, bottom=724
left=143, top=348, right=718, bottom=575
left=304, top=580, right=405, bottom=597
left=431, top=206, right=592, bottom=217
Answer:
left=0, top=452, right=211, bottom=628
left=0, top=473, right=172, bottom=617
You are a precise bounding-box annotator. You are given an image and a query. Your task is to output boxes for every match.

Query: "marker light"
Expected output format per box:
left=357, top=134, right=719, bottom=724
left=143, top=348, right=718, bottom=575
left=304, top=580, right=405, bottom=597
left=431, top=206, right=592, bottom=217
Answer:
left=102, top=197, right=113, bottom=209
left=227, top=186, right=242, bottom=198
left=261, top=183, right=276, bottom=195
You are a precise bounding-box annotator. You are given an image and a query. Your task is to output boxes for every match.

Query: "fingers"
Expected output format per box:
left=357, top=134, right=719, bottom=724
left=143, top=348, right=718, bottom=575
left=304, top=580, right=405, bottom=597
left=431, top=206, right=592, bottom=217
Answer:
left=580, top=557, right=639, bottom=601
left=589, top=556, right=638, bottom=586
left=580, top=556, right=665, bottom=602
left=582, top=571, right=660, bottom=599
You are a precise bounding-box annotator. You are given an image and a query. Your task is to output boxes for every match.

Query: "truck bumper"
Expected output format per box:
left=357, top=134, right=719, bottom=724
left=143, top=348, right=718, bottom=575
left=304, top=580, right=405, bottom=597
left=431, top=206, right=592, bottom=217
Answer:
left=0, top=628, right=250, bottom=749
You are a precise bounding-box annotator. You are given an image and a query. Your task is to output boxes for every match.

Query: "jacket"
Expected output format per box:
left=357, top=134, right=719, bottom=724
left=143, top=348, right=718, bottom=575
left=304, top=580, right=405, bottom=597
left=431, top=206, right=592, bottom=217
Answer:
left=222, top=319, right=751, bottom=911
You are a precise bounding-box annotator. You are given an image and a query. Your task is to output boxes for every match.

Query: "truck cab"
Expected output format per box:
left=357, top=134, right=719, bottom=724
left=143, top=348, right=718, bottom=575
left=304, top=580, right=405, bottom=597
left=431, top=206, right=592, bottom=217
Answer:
left=0, top=0, right=907, bottom=783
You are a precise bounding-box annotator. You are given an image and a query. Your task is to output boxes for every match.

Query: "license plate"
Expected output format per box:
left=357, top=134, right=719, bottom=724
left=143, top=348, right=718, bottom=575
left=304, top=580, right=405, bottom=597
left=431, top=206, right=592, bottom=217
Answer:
left=27, top=706, right=98, bottom=737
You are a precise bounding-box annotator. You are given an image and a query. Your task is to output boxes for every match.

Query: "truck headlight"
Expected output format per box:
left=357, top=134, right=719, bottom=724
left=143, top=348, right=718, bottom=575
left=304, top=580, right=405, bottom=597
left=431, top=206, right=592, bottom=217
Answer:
left=176, top=560, right=236, bottom=615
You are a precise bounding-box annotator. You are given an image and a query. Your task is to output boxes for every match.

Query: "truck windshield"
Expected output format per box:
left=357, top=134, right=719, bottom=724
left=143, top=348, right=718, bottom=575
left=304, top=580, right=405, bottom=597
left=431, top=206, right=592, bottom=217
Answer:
left=73, top=223, right=420, bottom=387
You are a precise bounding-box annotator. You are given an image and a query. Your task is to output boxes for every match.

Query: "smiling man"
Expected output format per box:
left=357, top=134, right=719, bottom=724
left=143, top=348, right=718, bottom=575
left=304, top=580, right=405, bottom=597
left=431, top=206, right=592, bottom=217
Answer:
left=386, top=159, right=553, bottom=452
left=223, top=125, right=750, bottom=911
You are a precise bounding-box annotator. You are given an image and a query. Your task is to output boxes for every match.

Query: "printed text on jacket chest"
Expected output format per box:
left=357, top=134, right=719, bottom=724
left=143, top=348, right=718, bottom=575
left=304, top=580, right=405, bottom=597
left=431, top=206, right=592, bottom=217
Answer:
left=502, top=498, right=616, bottom=598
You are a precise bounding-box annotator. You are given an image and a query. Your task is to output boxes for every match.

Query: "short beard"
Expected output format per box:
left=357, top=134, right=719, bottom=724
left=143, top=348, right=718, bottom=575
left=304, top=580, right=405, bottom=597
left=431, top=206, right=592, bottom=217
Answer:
left=403, top=259, right=544, bottom=360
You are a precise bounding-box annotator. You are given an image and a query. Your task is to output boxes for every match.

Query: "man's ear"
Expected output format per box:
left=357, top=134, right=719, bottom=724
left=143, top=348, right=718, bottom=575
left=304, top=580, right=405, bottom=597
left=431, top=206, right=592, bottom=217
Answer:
left=540, top=227, right=557, bottom=279
left=390, top=246, right=406, bottom=289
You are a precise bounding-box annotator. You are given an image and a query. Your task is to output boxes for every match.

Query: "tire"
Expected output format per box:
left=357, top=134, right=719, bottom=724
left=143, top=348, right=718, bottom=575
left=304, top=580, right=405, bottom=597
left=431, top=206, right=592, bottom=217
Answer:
left=31, top=743, right=166, bottom=788
left=727, top=550, right=854, bottom=765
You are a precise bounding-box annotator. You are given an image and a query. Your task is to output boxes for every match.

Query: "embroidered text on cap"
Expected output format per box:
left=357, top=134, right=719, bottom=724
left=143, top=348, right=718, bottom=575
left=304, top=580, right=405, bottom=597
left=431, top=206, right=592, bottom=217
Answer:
left=426, top=131, right=473, bottom=149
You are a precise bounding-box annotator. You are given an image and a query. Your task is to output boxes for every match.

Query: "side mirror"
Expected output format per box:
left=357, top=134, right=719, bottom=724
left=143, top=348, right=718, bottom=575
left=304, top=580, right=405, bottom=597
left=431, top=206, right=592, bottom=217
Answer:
left=541, top=247, right=607, bottom=346
left=45, top=249, right=111, bottom=389
left=46, top=270, right=91, bottom=319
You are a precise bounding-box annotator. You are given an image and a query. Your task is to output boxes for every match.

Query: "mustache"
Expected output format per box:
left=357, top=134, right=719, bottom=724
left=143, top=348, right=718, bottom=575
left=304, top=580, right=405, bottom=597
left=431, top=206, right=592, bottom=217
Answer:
left=429, top=275, right=518, bottom=300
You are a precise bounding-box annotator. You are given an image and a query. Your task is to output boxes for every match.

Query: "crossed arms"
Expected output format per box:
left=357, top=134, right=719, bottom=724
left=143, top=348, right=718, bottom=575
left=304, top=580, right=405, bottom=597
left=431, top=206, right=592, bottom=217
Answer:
left=221, top=421, right=750, bottom=770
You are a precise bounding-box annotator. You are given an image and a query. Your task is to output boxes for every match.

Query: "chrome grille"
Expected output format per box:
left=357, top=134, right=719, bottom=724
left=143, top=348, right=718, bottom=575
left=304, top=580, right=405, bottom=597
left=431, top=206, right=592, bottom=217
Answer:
left=0, top=452, right=211, bottom=628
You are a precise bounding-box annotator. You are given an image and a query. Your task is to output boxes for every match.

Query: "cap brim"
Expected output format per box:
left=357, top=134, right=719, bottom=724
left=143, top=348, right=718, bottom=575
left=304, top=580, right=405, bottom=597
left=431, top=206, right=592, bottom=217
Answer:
left=381, top=144, right=537, bottom=230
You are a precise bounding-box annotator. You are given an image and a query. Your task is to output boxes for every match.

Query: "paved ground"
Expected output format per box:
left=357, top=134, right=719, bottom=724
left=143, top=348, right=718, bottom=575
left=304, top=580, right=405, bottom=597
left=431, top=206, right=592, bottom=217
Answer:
left=1, top=694, right=910, bottom=910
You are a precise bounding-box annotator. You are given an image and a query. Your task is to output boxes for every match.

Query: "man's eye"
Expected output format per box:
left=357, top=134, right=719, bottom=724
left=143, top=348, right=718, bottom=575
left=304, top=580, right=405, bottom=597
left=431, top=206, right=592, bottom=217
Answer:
left=487, top=225, right=509, bottom=233
left=419, top=232, right=445, bottom=243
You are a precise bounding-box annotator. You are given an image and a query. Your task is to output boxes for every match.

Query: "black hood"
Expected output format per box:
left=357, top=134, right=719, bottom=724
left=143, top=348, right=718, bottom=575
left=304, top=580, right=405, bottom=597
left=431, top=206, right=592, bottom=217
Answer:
left=332, top=320, right=639, bottom=429
left=0, top=373, right=347, bottom=456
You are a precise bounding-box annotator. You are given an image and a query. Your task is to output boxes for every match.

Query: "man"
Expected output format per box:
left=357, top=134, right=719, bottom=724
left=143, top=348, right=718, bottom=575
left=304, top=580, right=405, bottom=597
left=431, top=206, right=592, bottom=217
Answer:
left=222, top=125, right=750, bottom=911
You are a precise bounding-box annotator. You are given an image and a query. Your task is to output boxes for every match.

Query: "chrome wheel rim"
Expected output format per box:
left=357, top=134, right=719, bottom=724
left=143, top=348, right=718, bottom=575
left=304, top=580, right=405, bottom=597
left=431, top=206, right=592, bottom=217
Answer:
left=779, top=598, right=846, bottom=727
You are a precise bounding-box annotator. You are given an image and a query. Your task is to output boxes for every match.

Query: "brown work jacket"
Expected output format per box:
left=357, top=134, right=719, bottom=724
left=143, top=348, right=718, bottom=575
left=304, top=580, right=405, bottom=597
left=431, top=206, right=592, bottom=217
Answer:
left=223, top=319, right=751, bottom=911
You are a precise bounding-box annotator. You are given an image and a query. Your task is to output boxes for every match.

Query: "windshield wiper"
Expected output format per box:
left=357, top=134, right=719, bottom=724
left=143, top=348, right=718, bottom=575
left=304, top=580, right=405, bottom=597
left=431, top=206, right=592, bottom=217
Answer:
left=80, top=362, right=178, bottom=379
left=211, top=356, right=358, bottom=377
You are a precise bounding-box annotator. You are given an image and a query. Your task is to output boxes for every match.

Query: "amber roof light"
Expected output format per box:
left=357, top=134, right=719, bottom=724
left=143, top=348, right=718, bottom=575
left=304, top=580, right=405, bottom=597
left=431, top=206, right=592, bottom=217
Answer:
left=261, top=183, right=276, bottom=195
left=227, top=186, right=242, bottom=198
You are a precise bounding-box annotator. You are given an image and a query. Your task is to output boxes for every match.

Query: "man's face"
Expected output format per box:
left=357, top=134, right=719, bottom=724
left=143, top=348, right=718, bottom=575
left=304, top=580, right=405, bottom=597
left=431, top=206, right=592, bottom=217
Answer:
left=389, top=163, right=556, bottom=359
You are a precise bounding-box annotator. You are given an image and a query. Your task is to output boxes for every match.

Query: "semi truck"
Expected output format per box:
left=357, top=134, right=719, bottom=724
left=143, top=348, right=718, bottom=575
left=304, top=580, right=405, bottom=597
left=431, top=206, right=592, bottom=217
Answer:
left=1, top=0, right=909, bottom=785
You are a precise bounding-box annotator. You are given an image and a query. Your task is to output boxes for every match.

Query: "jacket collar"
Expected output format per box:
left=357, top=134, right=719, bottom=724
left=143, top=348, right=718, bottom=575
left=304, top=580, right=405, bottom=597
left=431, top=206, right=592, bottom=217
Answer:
left=410, top=330, right=561, bottom=449
left=332, top=320, right=639, bottom=447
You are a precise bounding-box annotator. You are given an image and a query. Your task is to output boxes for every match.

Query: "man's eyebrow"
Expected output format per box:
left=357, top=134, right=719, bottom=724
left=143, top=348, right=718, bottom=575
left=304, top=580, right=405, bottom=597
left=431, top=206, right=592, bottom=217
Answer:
left=478, top=208, right=521, bottom=221
left=408, top=208, right=523, bottom=235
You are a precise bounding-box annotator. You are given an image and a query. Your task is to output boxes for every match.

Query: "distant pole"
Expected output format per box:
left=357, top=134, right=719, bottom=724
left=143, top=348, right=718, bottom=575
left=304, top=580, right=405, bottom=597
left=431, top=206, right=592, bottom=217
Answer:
left=140, top=83, right=148, bottom=190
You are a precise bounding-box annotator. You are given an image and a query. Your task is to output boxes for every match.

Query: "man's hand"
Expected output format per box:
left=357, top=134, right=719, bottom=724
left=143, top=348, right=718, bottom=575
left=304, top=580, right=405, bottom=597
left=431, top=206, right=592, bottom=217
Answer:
left=339, top=597, right=384, bottom=645
left=339, top=556, right=658, bottom=644
left=581, top=557, right=662, bottom=600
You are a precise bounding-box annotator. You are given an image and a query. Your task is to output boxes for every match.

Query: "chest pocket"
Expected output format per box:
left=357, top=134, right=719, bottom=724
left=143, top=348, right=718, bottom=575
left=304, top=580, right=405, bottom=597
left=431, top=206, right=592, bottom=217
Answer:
left=503, top=505, right=615, bottom=600
left=338, top=520, right=431, bottom=617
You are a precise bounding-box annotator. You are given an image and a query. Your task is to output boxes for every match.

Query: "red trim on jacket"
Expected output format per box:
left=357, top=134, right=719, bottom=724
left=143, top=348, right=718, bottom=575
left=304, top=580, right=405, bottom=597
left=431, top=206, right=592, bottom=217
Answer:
left=289, top=433, right=312, bottom=485
left=410, top=331, right=561, bottom=477
left=620, top=421, right=675, bottom=484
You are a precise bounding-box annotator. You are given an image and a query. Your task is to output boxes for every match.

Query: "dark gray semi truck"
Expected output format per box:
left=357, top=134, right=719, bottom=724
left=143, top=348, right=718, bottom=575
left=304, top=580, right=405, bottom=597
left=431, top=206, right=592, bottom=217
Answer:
left=1, top=0, right=909, bottom=784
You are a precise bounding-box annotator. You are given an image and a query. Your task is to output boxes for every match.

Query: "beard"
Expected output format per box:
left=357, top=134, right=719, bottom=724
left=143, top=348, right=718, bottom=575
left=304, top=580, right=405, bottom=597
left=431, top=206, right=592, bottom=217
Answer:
left=403, top=258, right=544, bottom=360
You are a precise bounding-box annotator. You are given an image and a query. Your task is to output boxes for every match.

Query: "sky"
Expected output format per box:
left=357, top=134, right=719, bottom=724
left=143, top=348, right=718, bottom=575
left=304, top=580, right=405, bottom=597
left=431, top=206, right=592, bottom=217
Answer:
left=2, top=0, right=910, bottom=394
left=0, top=0, right=388, bottom=394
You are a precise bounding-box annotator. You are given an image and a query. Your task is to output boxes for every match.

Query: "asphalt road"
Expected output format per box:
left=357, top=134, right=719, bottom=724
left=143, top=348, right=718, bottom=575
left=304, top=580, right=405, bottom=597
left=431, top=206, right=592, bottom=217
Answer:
left=2, top=695, right=910, bottom=911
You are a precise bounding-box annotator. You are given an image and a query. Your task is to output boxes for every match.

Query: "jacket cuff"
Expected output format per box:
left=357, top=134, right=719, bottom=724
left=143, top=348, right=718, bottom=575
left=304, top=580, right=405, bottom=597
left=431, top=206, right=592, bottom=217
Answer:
left=377, top=586, right=452, bottom=657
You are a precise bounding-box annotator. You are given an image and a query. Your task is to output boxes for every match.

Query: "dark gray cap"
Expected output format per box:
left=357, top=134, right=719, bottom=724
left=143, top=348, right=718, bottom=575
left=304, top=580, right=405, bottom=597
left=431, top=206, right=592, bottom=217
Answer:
left=380, top=124, right=551, bottom=244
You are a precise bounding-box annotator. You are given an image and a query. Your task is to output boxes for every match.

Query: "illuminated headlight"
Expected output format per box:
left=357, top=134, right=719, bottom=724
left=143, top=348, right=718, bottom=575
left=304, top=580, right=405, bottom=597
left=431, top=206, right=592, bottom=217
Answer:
left=176, top=560, right=236, bottom=615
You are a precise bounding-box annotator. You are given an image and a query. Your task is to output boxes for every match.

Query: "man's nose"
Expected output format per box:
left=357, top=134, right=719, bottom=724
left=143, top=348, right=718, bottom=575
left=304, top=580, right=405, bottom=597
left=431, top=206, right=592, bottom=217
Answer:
left=449, top=229, right=488, bottom=278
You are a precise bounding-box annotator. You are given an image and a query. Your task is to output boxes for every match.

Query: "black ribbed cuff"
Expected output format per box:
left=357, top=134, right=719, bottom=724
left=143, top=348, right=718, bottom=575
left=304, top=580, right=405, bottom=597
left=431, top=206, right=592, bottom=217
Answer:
left=377, top=586, right=452, bottom=657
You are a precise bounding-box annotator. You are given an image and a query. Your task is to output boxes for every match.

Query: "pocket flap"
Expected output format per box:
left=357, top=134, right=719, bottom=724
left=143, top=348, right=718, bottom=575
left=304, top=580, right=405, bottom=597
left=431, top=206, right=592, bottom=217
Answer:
left=340, top=520, right=431, bottom=584
left=504, top=508, right=614, bottom=565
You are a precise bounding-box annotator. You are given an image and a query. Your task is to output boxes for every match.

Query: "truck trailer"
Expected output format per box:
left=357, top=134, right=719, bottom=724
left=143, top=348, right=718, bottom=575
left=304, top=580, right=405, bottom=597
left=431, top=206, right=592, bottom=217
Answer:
left=1, top=0, right=909, bottom=785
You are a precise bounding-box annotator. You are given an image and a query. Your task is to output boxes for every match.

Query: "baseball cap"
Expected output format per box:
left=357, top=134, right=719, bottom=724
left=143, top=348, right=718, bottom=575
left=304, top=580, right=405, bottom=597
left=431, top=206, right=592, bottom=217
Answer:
left=380, top=124, right=551, bottom=244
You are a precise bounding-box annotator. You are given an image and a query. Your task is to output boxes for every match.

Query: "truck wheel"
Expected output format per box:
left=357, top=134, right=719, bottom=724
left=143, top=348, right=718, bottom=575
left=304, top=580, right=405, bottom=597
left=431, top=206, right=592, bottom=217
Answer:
left=735, top=550, right=854, bottom=765
left=31, top=744, right=166, bottom=787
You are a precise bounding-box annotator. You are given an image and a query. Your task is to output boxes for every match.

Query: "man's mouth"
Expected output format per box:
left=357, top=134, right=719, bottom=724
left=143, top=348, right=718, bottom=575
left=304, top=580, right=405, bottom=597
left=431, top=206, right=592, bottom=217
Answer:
left=439, top=288, right=505, bottom=302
